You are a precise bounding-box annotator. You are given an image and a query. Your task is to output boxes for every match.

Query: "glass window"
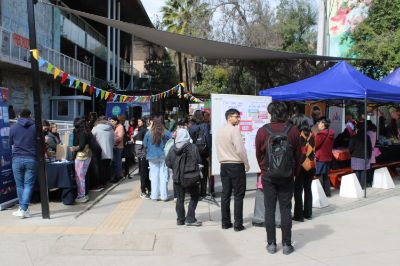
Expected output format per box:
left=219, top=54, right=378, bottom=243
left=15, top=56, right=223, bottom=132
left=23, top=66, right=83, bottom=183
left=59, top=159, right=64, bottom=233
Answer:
left=77, top=102, right=82, bottom=116
left=58, top=101, right=68, bottom=116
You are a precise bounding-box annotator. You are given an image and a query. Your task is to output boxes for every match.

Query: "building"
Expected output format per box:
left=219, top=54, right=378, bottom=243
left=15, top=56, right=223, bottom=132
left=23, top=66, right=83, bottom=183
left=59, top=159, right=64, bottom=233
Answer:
left=0, top=0, right=163, bottom=120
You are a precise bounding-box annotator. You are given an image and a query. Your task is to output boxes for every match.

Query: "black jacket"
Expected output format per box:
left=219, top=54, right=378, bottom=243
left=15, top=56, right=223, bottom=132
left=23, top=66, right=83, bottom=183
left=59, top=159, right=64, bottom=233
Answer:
left=165, top=142, right=202, bottom=184
left=348, top=133, right=372, bottom=159
left=134, top=126, right=148, bottom=141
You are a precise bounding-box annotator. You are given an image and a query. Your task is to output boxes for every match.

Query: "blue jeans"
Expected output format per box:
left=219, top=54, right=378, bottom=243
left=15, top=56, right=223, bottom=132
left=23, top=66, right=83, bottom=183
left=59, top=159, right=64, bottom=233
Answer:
left=12, top=157, right=38, bottom=211
left=113, top=148, right=123, bottom=179
left=148, top=158, right=169, bottom=200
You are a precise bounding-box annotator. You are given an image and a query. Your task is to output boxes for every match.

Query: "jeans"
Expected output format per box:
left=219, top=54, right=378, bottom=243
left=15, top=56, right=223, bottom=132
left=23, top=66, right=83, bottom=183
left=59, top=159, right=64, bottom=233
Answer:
left=138, top=157, right=151, bottom=194
left=263, top=178, right=294, bottom=245
left=220, top=163, right=246, bottom=227
left=12, top=157, right=38, bottom=211
left=294, top=168, right=314, bottom=219
left=148, top=158, right=168, bottom=200
left=175, top=183, right=200, bottom=223
left=113, top=148, right=123, bottom=179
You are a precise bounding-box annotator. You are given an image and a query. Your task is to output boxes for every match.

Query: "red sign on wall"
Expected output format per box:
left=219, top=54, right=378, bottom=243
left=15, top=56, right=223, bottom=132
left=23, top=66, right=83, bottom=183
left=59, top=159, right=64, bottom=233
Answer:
left=12, top=33, right=30, bottom=49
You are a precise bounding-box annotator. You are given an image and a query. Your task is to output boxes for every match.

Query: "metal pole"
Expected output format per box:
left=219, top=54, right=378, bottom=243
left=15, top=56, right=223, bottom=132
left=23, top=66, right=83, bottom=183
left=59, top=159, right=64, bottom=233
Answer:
left=27, top=0, right=50, bottom=219
left=117, top=1, right=121, bottom=90
left=92, top=55, right=95, bottom=112
left=364, top=98, right=367, bottom=198
left=107, top=0, right=111, bottom=81
left=130, top=35, right=134, bottom=90
left=112, top=0, right=116, bottom=83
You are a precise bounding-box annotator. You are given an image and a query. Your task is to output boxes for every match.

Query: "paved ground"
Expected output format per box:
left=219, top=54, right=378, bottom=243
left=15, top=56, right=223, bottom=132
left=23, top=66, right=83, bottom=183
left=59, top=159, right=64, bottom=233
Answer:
left=1, top=169, right=400, bottom=266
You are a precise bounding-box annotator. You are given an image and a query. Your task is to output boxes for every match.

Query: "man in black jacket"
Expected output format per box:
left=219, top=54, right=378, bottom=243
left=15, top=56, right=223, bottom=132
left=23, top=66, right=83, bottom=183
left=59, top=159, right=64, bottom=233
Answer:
left=166, top=128, right=202, bottom=226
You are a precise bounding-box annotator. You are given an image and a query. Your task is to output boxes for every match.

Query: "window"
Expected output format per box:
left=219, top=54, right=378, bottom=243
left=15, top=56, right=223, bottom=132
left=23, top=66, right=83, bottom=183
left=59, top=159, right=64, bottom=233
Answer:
left=77, top=102, right=82, bottom=116
left=58, top=101, right=68, bottom=116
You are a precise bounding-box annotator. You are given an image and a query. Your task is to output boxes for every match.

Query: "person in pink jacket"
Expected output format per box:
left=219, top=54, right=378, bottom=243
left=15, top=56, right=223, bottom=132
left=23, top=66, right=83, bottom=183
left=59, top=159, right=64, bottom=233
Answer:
left=110, top=116, right=125, bottom=182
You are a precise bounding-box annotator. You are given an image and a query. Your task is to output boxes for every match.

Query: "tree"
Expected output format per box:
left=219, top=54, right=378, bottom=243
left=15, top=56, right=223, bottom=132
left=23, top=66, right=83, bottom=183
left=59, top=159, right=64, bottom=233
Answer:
left=144, top=52, right=179, bottom=90
left=195, top=66, right=229, bottom=94
left=347, top=0, right=400, bottom=79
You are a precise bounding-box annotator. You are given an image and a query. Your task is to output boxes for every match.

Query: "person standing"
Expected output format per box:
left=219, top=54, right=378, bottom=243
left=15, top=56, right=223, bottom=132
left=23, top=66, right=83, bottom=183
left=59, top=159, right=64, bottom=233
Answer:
left=255, top=101, right=300, bottom=255
left=166, top=128, right=202, bottom=226
left=71, top=118, right=92, bottom=203
left=9, top=109, right=37, bottom=218
left=293, top=117, right=315, bottom=221
left=349, top=124, right=372, bottom=188
left=216, top=108, right=249, bottom=232
left=189, top=110, right=211, bottom=198
left=46, top=123, right=61, bottom=152
left=315, top=117, right=335, bottom=197
left=143, top=116, right=172, bottom=201
left=110, top=117, right=125, bottom=182
left=91, top=116, right=115, bottom=186
left=134, top=117, right=151, bottom=199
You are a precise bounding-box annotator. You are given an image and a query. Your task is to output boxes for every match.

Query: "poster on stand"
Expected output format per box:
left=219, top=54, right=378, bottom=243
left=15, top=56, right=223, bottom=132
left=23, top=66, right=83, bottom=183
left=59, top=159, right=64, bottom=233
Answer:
left=0, top=89, right=17, bottom=210
left=211, top=94, right=272, bottom=175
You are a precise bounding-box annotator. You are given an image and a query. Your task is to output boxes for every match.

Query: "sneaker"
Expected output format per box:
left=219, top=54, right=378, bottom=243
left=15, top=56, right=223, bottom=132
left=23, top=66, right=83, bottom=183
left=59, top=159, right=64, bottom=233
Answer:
left=185, top=220, right=202, bottom=226
left=140, top=193, right=150, bottom=199
left=222, top=222, right=233, bottom=229
left=266, top=243, right=277, bottom=254
left=19, top=209, right=32, bottom=219
left=174, top=198, right=177, bottom=202
left=177, top=220, right=185, bottom=226
left=12, top=208, right=23, bottom=217
left=75, top=195, right=89, bottom=203
left=234, top=225, right=245, bottom=232
left=292, top=216, right=304, bottom=222
left=282, top=244, right=295, bottom=255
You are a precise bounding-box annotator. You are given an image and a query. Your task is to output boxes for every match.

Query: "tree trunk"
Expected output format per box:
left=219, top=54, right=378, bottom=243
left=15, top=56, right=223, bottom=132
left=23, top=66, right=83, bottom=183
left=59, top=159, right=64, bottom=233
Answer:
left=177, top=52, right=183, bottom=83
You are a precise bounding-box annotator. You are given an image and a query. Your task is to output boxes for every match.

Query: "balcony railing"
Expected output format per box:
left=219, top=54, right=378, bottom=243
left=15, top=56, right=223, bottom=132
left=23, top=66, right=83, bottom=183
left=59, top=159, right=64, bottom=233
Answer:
left=0, top=26, right=92, bottom=83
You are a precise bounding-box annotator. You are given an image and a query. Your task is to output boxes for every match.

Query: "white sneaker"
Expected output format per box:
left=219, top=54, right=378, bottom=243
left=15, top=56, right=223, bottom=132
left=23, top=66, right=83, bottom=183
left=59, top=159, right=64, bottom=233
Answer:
left=12, top=208, right=23, bottom=217
left=20, top=209, right=32, bottom=219
left=75, top=195, right=89, bottom=203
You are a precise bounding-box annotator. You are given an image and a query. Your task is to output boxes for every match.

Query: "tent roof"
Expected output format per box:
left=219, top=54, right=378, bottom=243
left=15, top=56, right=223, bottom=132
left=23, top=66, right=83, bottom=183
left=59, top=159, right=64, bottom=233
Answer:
left=259, top=61, right=400, bottom=103
left=381, top=68, right=400, bottom=86
left=50, top=3, right=353, bottom=62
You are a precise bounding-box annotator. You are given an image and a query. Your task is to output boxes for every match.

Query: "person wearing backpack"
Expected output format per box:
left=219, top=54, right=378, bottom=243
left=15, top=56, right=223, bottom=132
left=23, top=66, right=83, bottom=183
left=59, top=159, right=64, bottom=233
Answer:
left=292, top=116, right=315, bottom=222
left=189, top=110, right=211, bottom=198
left=255, top=101, right=300, bottom=255
left=166, top=128, right=203, bottom=226
left=216, top=108, right=250, bottom=232
left=315, top=117, right=335, bottom=197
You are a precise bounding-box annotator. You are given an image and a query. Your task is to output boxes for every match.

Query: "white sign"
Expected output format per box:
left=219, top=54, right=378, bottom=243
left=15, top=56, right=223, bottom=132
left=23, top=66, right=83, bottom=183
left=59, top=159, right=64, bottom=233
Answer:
left=211, top=94, right=272, bottom=175
left=328, top=106, right=345, bottom=137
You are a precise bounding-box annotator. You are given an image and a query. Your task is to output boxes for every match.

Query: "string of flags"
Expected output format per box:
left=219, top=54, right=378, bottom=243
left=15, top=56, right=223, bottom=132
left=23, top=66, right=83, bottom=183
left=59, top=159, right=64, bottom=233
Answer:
left=30, top=49, right=202, bottom=103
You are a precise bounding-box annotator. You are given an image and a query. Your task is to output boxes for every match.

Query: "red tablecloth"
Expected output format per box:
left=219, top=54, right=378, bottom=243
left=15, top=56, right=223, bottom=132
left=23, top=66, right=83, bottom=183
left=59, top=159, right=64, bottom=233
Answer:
left=332, top=148, right=351, bottom=161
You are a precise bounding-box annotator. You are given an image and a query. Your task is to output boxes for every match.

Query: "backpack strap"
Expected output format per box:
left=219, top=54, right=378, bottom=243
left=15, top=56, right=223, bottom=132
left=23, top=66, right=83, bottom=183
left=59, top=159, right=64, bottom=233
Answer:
left=264, top=123, right=292, bottom=136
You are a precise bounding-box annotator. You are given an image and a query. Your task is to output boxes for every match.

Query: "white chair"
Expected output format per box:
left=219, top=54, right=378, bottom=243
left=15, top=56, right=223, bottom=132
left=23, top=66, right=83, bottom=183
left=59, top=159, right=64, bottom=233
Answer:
left=373, top=167, right=395, bottom=189
left=311, top=179, right=329, bottom=208
left=339, top=173, right=363, bottom=198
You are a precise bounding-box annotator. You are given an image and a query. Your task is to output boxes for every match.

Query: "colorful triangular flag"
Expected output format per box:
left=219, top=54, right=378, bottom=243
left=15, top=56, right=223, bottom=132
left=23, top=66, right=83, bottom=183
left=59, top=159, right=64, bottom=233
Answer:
left=69, top=76, right=75, bottom=88
left=113, top=94, right=118, bottom=102
left=31, top=49, right=39, bottom=61
left=95, top=88, right=100, bottom=98
left=101, top=90, right=105, bottom=100
left=75, top=79, right=81, bottom=88
left=82, top=83, right=88, bottom=93
left=89, top=85, right=94, bottom=95
left=38, top=57, right=46, bottom=67
left=61, top=72, right=68, bottom=84
left=46, top=63, right=54, bottom=74
left=53, top=68, right=61, bottom=79
left=105, top=91, right=110, bottom=100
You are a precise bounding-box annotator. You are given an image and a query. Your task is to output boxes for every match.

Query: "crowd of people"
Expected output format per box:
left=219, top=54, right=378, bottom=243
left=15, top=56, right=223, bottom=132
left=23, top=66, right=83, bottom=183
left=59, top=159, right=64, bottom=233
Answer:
left=8, top=101, right=381, bottom=255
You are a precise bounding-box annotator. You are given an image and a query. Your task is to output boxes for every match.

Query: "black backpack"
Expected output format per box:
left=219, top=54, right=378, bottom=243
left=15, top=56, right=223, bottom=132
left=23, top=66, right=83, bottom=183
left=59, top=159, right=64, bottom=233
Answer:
left=264, top=124, right=294, bottom=180
left=178, top=145, right=201, bottom=188
left=193, top=126, right=209, bottom=157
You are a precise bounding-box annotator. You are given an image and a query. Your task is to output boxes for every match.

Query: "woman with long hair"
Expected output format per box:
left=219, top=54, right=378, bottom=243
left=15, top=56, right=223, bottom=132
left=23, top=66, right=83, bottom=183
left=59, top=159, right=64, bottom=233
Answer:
left=71, top=117, right=92, bottom=203
left=143, top=115, right=172, bottom=201
left=134, top=117, right=151, bottom=198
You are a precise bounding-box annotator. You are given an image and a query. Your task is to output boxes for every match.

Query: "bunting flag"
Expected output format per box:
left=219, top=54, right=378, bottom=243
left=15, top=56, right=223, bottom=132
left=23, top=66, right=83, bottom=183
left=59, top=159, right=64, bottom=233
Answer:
left=82, top=83, right=88, bottom=93
left=38, top=58, right=46, bottom=67
left=75, top=79, right=81, bottom=89
left=31, top=49, right=39, bottom=61
left=53, top=68, right=61, bottom=79
left=105, top=91, right=110, bottom=100
left=89, top=85, right=94, bottom=95
left=61, top=72, right=68, bottom=84
left=113, top=94, right=118, bottom=102
left=69, top=77, right=75, bottom=88
left=101, top=90, right=105, bottom=100
left=46, top=63, right=54, bottom=74
left=109, top=92, right=114, bottom=101
left=95, top=88, right=101, bottom=98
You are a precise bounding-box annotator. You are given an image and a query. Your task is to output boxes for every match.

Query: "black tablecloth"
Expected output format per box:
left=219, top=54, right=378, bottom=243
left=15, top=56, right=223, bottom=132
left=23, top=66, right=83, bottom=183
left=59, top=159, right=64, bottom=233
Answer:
left=375, top=145, right=400, bottom=164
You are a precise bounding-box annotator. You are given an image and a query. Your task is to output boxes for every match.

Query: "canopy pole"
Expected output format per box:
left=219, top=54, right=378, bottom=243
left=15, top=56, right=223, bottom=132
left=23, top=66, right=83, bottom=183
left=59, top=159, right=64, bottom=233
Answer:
left=364, top=98, right=367, bottom=198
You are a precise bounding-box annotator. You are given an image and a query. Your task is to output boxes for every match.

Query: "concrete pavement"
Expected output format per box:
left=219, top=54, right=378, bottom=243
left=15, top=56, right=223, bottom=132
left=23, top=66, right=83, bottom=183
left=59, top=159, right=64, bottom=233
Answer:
left=1, top=170, right=400, bottom=266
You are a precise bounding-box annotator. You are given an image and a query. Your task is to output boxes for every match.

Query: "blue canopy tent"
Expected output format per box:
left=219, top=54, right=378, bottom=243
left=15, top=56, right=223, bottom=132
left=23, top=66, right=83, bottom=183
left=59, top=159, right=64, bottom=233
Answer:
left=259, top=61, right=400, bottom=198
left=259, top=61, right=400, bottom=103
left=381, top=68, right=400, bottom=86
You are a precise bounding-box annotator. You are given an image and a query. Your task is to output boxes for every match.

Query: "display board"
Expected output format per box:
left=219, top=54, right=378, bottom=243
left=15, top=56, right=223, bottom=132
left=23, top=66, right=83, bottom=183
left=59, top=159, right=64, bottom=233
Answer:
left=211, top=94, right=272, bottom=175
left=328, top=106, right=345, bottom=137
left=0, top=90, right=17, bottom=210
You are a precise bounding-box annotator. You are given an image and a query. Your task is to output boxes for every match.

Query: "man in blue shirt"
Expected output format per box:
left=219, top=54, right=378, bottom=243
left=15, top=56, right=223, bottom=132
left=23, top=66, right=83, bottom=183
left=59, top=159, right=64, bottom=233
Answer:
left=9, top=109, right=37, bottom=219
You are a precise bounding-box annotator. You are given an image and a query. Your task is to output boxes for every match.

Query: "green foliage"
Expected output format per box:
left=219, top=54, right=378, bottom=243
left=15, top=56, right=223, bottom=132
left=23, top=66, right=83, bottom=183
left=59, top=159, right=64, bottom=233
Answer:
left=195, top=66, right=229, bottom=94
left=348, top=0, right=400, bottom=78
left=144, top=53, right=179, bottom=90
left=275, top=0, right=317, bottom=53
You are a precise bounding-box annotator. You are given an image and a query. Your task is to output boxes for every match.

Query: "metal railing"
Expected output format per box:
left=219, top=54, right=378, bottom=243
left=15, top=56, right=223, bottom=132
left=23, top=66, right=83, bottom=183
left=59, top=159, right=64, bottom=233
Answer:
left=0, top=26, right=92, bottom=82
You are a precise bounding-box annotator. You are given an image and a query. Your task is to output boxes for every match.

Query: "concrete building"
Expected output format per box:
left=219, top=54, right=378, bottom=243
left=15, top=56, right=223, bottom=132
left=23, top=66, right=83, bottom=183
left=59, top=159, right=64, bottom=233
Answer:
left=0, top=0, right=163, bottom=120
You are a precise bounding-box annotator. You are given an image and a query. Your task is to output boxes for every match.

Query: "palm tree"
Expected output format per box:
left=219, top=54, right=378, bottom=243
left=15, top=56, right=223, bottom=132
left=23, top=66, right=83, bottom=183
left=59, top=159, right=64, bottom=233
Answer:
left=161, top=0, right=211, bottom=83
